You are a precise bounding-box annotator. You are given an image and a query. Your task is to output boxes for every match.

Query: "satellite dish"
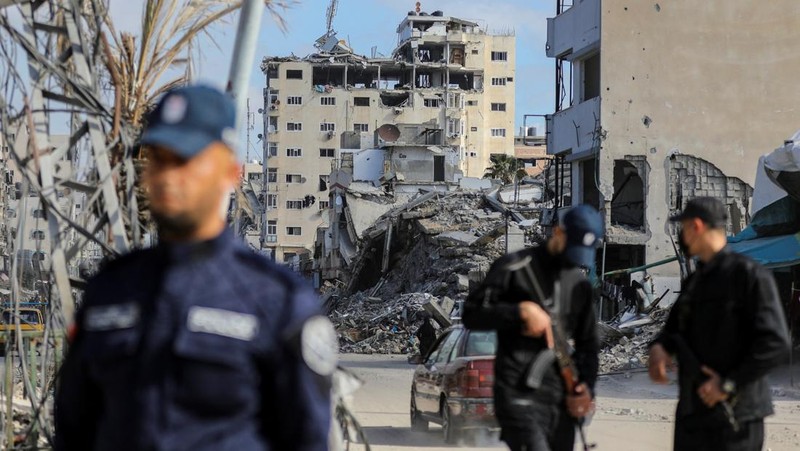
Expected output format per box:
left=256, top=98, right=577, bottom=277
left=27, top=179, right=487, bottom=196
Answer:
left=377, top=124, right=401, bottom=142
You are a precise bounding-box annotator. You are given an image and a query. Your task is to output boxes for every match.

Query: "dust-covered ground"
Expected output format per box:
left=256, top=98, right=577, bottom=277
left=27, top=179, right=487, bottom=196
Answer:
left=340, top=354, right=800, bottom=451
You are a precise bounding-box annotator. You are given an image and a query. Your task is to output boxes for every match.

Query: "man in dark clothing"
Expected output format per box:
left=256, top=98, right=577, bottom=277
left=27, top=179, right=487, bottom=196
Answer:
left=463, top=204, right=602, bottom=451
left=55, top=85, right=334, bottom=450
left=649, top=197, right=791, bottom=451
left=416, top=312, right=437, bottom=357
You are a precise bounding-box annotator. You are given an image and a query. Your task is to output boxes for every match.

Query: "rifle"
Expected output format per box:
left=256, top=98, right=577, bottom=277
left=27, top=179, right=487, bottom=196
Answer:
left=668, top=334, right=739, bottom=433
left=502, top=256, right=596, bottom=451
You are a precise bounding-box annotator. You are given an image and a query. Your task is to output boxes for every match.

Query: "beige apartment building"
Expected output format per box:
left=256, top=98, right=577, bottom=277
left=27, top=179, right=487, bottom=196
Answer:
left=260, top=10, right=515, bottom=263
left=546, top=0, right=800, bottom=278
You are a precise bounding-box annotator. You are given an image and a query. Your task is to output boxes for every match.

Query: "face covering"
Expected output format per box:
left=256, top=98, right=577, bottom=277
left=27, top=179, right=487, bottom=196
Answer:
left=677, top=228, right=691, bottom=257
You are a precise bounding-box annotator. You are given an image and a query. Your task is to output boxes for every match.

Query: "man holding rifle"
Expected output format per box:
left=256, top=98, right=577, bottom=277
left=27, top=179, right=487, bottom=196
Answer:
left=464, top=204, right=603, bottom=451
left=649, top=197, right=790, bottom=450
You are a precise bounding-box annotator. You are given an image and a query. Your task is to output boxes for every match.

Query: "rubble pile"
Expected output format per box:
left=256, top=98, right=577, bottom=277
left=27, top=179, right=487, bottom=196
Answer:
left=329, top=293, right=439, bottom=354
left=599, top=308, right=670, bottom=373
left=328, top=190, right=542, bottom=354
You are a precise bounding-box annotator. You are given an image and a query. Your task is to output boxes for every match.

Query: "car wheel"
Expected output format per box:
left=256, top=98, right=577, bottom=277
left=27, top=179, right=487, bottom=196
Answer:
left=441, top=400, right=459, bottom=444
left=410, top=389, right=428, bottom=431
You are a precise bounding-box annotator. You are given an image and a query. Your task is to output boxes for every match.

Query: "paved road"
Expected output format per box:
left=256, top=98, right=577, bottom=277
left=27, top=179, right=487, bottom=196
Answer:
left=340, top=354, right=800, bottom=451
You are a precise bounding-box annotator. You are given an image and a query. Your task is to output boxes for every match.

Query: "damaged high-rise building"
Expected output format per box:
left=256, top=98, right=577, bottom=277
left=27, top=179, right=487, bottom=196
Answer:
left=545, top=0, right=800, bottom=279
left=259, top=9, right=515, bottom=263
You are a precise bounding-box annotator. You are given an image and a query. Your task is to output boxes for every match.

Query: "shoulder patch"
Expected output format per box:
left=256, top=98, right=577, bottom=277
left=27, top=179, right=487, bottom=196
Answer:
left=84, top=303, right=140, bottom=331
left=301, top=315, right=338, bottom=376
left=187, top=306, right=259, bottom=341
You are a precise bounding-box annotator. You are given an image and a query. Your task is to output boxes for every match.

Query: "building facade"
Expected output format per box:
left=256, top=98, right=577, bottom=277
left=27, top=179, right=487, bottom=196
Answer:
left=260, top=10, right=516, bottom=262
left=546, top=0, right=800, bottom=277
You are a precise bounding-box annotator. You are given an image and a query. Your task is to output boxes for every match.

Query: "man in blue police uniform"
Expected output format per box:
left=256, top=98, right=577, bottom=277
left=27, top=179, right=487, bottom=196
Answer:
left=55, top=85, right=335, bottom=450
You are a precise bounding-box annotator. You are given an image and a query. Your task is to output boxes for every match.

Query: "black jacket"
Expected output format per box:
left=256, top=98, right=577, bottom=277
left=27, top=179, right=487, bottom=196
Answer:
left=652, top=247, right=791, bottom=424
left=462, top=246, right=598, bottom=428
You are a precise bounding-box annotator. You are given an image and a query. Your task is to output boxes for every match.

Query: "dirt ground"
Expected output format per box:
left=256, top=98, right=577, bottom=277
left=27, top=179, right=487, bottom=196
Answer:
left=339, top=354, right=800, bottom=451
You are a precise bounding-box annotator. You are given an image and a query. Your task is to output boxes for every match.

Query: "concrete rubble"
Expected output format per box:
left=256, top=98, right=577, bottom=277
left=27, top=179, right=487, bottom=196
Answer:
left=322, top=182, right=675, bottom=371
left=599, top=306, right=670, bottom=373
left=324, top=189, right=542, bottom=354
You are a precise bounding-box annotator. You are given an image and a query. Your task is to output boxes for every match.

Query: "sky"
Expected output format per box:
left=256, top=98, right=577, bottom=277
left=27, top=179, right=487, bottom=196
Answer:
left=108, top=0, right=556, bottom=160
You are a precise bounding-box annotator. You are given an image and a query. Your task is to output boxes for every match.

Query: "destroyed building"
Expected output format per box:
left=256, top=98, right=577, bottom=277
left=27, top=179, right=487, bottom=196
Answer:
left=258, top=9, right=515, bottom=263
left=545, top=0, right=800, bottom=289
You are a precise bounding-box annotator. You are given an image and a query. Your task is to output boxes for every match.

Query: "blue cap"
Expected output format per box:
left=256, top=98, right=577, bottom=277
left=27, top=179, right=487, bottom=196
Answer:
left=141, top=85, right=237, bottom=159
left=562, top=204, right=604, bottom=268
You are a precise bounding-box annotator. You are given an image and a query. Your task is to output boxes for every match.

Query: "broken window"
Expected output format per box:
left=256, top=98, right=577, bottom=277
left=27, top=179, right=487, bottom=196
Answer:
left=447, top=119, right=463, bottom=138
left=581, top=52, right=600, bottom=101
left=354, top=123, right=369, bottom=133
left=354, top=97, right=370, bottom=107
left=319, top=175, right=329, bottom=191
left=267, top=168, right=277, bottom=183
left=268, top=142, right=278, bottom=157
left=286, top=200, right=303, bottom=209
left=31, top=230, right=45, bottom=240
left=266, top=66, right=278, bottom=80
left=286, top=227, right=302, bottom=236
left=32, top=209, right=46, bottom=219
left=417, top=45, right=444, bottom=63
left=312, top=66, right=344, bottom=86
left=286, top=96, right=302, bottom=105
left=380, top=92, right=410, bottom=107
left=286, top=69, right=303, bottom=79
left=267, top=194, right=277, bottom=208
left=319, top=200, right=330, bottom=210
left=267, top=220, right=277, bottom=235
left=416, top=73, right=431, bottom=88
left=611, top=159, right=645, bottom=228
left=285, top=174, right=302, bottom=183
left=320, top=123, right=336, bottom=132
left=286, top=148, right=302, bottom=157
left=424, top=98, right=440, bottom=108
left=287, top=122, right=302, bottom=132
left=447, top=92, right=464, bottom=109
left=450, top=47, right=465, bottom=66
left=581, top=158, right=601, bottom=208
left=268, top=117, right=278, bottom=133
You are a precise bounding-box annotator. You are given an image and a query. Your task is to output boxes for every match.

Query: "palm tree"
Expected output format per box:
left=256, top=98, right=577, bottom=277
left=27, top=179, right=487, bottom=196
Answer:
left=101, top=0, right=290, bottom=130
left=98, top=0, right=290, bottom=234
left=483, top=154, right=527, bottom=185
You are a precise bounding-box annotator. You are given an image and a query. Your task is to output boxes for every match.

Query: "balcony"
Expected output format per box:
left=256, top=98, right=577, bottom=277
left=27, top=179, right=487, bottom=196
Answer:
left=546, top=0, right=600, bottom=59
left=546, top=96, right=600, bottom=156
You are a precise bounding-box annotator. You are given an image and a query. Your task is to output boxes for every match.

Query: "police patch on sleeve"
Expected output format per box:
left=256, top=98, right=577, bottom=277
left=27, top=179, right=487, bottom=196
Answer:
left=300, top=316, right=338, bottom=376
left=187, top=306, right=259, bottom=341
left=84, top=303, right=140, bottom=331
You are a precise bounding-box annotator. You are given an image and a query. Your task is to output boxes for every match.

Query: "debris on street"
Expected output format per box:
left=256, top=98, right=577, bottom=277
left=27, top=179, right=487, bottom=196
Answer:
left=323, top=188, right=544, bottom=354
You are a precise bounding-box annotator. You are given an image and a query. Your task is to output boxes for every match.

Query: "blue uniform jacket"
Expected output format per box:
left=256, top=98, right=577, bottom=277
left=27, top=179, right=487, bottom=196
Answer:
left=55, top=229, right=333, bottom=451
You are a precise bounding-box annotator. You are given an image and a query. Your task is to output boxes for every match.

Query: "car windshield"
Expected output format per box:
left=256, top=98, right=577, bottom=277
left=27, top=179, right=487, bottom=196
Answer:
left=464, top=331, right=497, bottom=356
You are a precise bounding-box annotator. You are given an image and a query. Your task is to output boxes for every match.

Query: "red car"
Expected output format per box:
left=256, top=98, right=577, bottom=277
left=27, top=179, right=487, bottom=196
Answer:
left=409, top=324, right=499, bottom=443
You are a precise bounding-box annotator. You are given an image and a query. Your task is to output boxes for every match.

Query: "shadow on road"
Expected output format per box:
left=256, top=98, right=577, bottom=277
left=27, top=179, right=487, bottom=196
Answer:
left=340, top=357, right=414, bottom=370
left=360, top=426, right=502, bottom=448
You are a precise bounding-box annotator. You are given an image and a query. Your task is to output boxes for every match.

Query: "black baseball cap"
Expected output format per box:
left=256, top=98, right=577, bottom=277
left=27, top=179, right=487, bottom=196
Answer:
left=669, top=197, right=727, bottom=228
left=562, top=204, right=604, bottom=268
left=141, top=85, right=237, bottom=159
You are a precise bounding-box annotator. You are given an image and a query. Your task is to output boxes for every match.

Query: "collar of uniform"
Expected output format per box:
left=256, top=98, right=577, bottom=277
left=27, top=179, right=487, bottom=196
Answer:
left=696, top=245, right=732, bottom=273
left=159, top=227, right=234, bottom=264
